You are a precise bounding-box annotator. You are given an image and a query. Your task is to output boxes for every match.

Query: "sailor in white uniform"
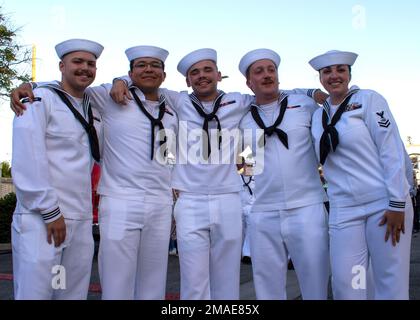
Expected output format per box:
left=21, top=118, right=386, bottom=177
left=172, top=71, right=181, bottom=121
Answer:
left=238, top=49, right=330, bottom=300
left=309, top=50, right=413, bottom=299
left=172, top=49, right=253, bottom=300
left=11, top=39, right=103, bottom=299
left=91, top=46, right=179, bottom=300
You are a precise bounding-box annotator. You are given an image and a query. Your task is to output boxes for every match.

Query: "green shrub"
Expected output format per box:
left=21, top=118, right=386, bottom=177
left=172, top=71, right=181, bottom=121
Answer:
left=1, top=161, right=12, bottom=178
left=0, top=192, right=16, bottom=243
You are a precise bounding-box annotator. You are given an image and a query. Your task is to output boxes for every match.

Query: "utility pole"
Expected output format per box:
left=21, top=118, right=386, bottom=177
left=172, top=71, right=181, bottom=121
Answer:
left=32, top=44, right=36, bottom=82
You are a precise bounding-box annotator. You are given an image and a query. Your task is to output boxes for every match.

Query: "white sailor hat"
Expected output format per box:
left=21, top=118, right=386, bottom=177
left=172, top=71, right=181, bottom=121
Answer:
left=239, top=48, right=281, bottom=77
left=125, top=45, right=169, bottom=63
left=309, top=50, right=358, bottom=71
left=177, top=48, right=217, bottom=76
left=55, top=39, right=104, bottom=59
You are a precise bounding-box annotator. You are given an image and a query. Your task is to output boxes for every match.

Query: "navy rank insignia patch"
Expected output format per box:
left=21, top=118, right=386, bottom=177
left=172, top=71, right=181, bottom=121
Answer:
left=21, top=97, right=42, bottom=103
left=344, top=103, right=362, bottom=112
left=219, top=100, right=236, bottom=108
left=376, top=111, right=390, bottom=128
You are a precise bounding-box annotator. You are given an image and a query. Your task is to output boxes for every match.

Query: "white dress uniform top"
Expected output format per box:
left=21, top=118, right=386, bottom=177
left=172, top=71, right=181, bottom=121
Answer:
left=239, top=92, right=329, bottom=300
left=171, top=91, right=252, bottom=194
left=11, top=37, right=104, bottom=300
left=310, top=50, right=412, bottom=299
left=93, top=85, right=177, bottom=205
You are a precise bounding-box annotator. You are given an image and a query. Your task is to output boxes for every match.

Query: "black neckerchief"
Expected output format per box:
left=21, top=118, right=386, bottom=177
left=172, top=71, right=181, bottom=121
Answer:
left=319, top=89, right=359, bottom=165
left=251, top=95, right=289, bottom=149
left=189, top=91, right=225, bottom=160
left=130, top=88, right=167, bottom=160
left=241, top=175, right=254, bottom=196
left=52, top=88, right=100, bottom=162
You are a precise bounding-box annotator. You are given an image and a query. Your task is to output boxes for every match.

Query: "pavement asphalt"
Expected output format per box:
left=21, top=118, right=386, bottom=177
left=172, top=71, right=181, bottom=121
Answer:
left=0, top=231, right=419, bottom=300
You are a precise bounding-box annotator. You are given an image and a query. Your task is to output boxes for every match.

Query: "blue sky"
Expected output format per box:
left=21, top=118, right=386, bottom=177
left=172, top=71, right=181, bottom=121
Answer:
left=1, top=0, right=420, bottom=161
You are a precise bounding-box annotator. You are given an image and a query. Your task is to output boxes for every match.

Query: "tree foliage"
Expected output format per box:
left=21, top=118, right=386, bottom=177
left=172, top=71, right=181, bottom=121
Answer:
left=0, top=6, right=31, bottom=100
left=0, top=192, right=16, bottom=243
left=1, top=161, right=11, bottom=178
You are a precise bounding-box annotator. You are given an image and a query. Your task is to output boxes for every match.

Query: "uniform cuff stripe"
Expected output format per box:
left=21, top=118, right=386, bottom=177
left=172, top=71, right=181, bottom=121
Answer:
left=389, top=201, right=405, bottom=208
left=307, top=89, right=315, bottom=98
left=42, top=207, right=61, bottom=220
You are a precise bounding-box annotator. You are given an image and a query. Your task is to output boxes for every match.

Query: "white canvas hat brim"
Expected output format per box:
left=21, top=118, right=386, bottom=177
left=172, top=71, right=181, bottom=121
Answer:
left=239, top=48, right=281, bottom=77
left=177, top=48, right=217, bottom=76
left=55, top=39, right=104, bottom=59
left=125, top=45, right=169, bottom=63
left=309, top=50, right=358, bottom=71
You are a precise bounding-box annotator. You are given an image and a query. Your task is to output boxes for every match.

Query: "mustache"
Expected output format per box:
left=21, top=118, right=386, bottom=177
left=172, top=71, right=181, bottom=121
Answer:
left=196, top=78, right=211, bottom=84
left=74, top=70, right=94, bottom=77
left=262, top=79, right=275, bottom=85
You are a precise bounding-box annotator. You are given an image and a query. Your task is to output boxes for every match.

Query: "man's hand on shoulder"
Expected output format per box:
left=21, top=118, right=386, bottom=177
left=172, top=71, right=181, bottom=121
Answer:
left=10, top=83, right=36, bottom=116
left=110, top=79, right=132, bottom=105
left=314, top=89, right=329, bottom=105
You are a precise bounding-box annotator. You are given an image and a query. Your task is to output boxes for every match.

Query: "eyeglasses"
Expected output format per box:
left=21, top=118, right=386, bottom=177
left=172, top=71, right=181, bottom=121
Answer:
left=133, top=61, right=163, bottom=70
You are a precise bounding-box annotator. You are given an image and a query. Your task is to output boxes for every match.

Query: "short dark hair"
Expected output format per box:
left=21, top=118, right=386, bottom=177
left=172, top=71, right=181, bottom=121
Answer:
left=319, top=65, right=352, bottom=75
left=245, top=67, right=251, bottom=80
left=129, top=59, right=165, bottom=72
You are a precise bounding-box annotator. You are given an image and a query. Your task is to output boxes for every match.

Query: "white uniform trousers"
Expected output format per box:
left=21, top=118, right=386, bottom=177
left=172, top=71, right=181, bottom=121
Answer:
left=174, top=192, right=243, bottom=300
left=250, top=203, right=330, bottom=300
left=98, top=195, right=172, bottom=300
left=12, top=214, right=94, bottom=300
left=329, top=197, right=413, bottom=300
left=242, top=203, right=251, bottom=257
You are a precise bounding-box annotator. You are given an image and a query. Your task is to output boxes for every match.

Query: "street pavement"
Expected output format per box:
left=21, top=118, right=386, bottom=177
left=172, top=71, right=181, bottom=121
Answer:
left=1, top=232, right=419, bottom=300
